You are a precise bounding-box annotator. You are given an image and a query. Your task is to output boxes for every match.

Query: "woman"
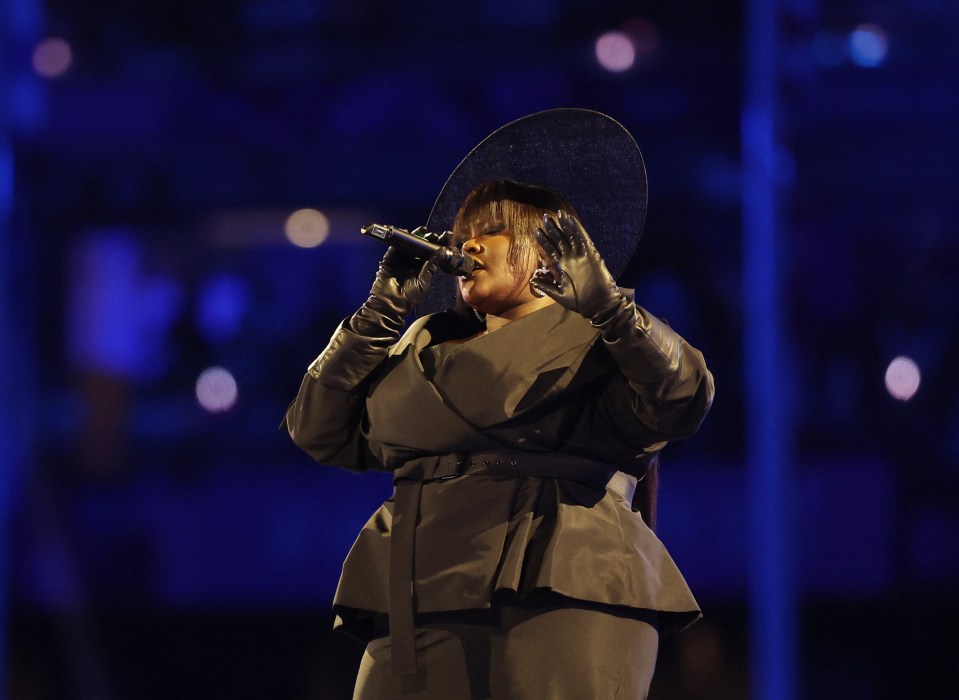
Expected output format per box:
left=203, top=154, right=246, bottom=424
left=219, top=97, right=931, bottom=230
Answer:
left=284, top=110, right=714, bottom=699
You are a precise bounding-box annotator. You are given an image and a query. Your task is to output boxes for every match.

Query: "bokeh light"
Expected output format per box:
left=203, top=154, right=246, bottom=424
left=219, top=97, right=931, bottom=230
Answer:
left=884, top=356, right=920, bottom=401
left=195, top=366, right=238, bottom=412
left=196, top=273, right=251, bottom=343
left=595, top=31, right=636, bottom=73
left=285, top=208, right=330, bottom=248
left=32, top=37, right=73, bottom=78
left=849, top=23, right=888, bottom=68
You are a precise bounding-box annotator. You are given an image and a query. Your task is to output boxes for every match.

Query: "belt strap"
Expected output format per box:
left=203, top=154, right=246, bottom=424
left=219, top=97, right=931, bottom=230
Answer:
left=393, top=449, right=615, bottom=483
left=388, top=478, right=421, bottom=675
left=387, top=450, right=615, bottom=676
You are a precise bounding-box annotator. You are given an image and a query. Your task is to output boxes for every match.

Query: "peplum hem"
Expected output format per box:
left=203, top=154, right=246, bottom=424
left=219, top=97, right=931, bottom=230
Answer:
left=332, top=473, right=700, bottom=640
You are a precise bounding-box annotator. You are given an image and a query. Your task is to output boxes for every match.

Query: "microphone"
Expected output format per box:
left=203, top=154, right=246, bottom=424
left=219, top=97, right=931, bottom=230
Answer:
left=361, top=223, right=476, bottom=277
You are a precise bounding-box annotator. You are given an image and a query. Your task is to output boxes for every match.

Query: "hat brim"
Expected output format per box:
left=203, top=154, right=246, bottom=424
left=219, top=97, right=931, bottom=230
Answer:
left=420, top=108, right=647, bottom=315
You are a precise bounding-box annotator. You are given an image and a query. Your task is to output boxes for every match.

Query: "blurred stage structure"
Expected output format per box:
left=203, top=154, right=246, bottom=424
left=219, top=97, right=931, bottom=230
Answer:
left=3, top=0, right=959, bottom=698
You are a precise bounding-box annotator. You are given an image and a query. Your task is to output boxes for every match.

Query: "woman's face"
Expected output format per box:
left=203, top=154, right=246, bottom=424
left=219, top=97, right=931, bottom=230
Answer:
left=454, top=212, right=541, bottom=316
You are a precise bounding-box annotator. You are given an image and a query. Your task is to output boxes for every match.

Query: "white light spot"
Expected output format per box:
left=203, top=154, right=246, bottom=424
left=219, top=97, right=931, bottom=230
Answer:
left=849, top=23, right=888, bottom=68
left=885, top=356, right=920, bottom=401
left=285, top=208, right=330, bottom=248
left=196, top=366, right=238, bottom=412
left=33, top=37, right=73, bottom=78
left=595, top=31, right=636, bottom=73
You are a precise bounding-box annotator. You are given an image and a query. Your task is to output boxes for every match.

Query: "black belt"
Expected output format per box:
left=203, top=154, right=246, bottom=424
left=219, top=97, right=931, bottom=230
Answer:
left=387, top=450, right=615, bottom=676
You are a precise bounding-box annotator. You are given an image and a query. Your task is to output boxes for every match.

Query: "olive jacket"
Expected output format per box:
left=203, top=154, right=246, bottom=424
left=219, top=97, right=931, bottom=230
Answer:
left=284, top=300, right=713, bottom=671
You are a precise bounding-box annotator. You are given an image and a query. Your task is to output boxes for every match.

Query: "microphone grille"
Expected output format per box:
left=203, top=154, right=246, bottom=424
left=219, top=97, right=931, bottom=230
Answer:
left=440, top=249, right=476, bottom=276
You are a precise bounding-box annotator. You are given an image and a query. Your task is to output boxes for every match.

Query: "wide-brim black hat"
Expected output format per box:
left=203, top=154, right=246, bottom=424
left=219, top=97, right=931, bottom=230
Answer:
left=420, top=108, right=647, bottom=315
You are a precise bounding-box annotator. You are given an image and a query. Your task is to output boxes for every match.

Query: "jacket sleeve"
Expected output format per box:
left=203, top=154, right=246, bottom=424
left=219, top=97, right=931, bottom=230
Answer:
left=592, top=298, right=714, bottom=442
left=282, top=320, right=389, bottom=472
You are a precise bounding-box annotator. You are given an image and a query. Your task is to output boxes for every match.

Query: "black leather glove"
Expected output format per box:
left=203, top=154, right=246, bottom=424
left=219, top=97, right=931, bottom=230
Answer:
left=306, top=248, right=437, bottom=389
left=348, top=248, right=438, bottom=340
left=531, top=211, right=712, bottom=409
left=530, top=210, right=632, bottom=340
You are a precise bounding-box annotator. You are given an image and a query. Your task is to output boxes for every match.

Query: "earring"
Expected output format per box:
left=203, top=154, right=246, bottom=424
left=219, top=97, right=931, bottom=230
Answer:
left=529, top=260, right=550, bottom=298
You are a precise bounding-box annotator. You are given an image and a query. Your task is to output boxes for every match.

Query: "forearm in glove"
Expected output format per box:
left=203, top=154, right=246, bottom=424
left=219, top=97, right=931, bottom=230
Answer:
left=531, top=210, right=713, bottom=412
left=307, top=248, right=437, bottom=391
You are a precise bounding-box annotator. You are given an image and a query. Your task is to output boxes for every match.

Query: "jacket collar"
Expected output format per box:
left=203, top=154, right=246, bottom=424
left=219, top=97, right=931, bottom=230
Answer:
left=395, top=304, right=602, bottom=426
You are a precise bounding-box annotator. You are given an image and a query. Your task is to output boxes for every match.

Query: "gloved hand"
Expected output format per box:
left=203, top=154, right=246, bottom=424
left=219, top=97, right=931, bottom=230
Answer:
left=531, top=210, right=713, bottom=435
left=307, top=247, right=437, bottom=387
left=530, top=210, right=633, bottom=340
left=349, top=247, right=438, bottom=340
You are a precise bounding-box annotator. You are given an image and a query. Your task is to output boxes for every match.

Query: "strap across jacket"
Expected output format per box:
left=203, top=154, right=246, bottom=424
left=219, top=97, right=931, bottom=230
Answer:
left=387, top=450, right=617, bottom=676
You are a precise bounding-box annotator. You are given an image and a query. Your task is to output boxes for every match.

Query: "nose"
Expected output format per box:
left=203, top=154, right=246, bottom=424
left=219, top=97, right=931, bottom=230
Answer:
left=462, top=237, right=482, bottom=254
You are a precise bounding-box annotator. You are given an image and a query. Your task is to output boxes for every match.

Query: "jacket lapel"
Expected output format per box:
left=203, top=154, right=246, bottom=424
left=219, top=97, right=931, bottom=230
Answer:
left=425, top=304, right=601, bottom=426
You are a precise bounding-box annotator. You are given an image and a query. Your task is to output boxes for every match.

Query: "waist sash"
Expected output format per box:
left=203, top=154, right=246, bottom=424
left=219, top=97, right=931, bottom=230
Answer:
left=388, top=450, right=616, bottom=676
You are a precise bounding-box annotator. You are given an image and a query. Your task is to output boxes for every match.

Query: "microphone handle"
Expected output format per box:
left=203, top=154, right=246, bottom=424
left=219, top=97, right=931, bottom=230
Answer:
left=361, top=223, right=475, bottom=277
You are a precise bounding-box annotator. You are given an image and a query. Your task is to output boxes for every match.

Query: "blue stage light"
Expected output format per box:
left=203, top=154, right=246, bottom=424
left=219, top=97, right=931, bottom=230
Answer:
left=849, top=23, right=888, bottom=68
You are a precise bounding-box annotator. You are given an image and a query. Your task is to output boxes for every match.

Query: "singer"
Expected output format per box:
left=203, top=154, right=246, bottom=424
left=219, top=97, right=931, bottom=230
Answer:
left=283, top=109, right=713, bottom=699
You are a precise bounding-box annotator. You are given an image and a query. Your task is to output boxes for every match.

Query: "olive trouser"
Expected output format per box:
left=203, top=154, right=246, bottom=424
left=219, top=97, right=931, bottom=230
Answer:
left=353, top=604, right=659, bottom=700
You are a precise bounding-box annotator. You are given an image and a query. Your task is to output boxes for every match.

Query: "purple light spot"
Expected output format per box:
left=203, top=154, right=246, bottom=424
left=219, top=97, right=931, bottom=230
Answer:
left=33, top=37, right=73, bottom=78
left=196, top=367, right=238, bottom=413
left=885, top=356, right=920, bottom=401
left=595, top=31, right=636, bottom=73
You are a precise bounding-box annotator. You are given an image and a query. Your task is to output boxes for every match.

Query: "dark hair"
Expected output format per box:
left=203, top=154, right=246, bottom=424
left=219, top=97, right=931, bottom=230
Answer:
left=451, top=180, right=578, bottom=315
left=452, top=180, right=579, bottom=271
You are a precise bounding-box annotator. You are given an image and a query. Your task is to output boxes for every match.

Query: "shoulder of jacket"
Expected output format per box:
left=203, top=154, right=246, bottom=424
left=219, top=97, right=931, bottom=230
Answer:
left=388, top=315, right=429, bottom=358
left=388, top=311, right=465, bottom=357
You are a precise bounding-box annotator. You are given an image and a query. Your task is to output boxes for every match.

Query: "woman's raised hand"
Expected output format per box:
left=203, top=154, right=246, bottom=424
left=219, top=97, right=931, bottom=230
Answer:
left=531, top=210, right=625, bottom=325
left=349, top=248, right=437, bottom=340
left=368, top=248, right=437, bottom=318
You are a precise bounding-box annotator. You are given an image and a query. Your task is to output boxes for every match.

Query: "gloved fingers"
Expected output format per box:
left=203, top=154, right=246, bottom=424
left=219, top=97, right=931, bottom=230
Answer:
left=380, top=247, right=423, bottom=277
left=529, top=269, right=562, bottom=300
left=534, top=226, right=563, bottom=265
left=542, top=213, right=573, bottom=252
left=416, top=255, right=438, bottom=289
left=409, top=225, right=430, bottom=238
left=550, top=211, right=581, bottom=254
left=397, top=259, right=432, bottom=307
left=541, top=213, right=574, bottom=257
left=558, top=210, right=590, bottom=256
left=422, top=248, right=444, bottom=274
